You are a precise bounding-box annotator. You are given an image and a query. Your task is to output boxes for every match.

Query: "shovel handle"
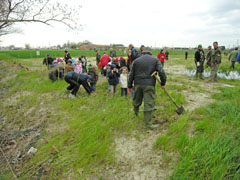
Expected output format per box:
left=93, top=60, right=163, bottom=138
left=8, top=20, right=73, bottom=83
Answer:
left=151, top=71, right=180, bottom=108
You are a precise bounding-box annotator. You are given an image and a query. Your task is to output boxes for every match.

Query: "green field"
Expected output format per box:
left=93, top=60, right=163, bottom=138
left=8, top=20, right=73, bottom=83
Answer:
left=0, top=50, right=240, bottom=179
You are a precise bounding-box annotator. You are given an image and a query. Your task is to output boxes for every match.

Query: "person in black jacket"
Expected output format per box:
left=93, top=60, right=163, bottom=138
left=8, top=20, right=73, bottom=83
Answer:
left=128, top=44, right=139, bottom=65
left=43, top=54, right=54, bottom=70
left=108, top=64, right=120, bottom=96
left=128, top=50, right=167, bottom=129
left=64, top=50, right=72, bottom=64
left=194, top=44, right=205, bottom=80
left=64, top=72, right=92, bottom=98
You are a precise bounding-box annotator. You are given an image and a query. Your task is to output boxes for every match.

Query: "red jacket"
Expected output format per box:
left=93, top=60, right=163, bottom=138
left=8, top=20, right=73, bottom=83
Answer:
left=100, top=54, right=111, bottom=67
left=157, top=53, right=166, bottom=62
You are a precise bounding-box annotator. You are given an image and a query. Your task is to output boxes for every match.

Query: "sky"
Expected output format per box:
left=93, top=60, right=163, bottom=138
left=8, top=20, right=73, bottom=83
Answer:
left=1, top=0, right=240, bottom=48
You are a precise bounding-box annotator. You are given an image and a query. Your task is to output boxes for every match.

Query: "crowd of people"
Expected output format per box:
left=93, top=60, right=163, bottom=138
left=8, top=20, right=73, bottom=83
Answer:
left=42, top=42, right=240, bottom=129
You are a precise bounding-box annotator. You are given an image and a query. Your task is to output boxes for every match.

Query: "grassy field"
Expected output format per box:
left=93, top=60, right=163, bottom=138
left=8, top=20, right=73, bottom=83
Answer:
left=0, top=50, right=240, bottom=179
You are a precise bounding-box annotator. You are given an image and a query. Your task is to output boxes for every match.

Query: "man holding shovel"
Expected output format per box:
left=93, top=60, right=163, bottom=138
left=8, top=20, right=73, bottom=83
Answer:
left=128, top=50, right=167, bottom=129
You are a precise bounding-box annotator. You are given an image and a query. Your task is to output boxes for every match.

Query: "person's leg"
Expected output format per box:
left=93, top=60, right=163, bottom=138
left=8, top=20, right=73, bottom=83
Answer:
left=214, top=64, right=219, bottom=81
left=110, top=85, right=114, bottom=96
left=124, top=88, right=128, bottom=97
left=121, top=88, right=124, bottom=96
left=80, top=80, right=92, bottom=94
left=113, top=85, right=117, bottom=96
left=133, top=85, right=143, bottom=116
left=92, top=83, right=96, bottom=92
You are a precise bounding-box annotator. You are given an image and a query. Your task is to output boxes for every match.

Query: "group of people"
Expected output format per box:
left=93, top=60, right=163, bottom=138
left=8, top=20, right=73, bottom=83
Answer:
left=43, top=51, right=98, bottom=98
left=194, top=41, right=239, bottom=82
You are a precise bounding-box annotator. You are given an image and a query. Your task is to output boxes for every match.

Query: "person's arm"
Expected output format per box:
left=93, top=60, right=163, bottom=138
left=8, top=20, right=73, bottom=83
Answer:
left=128, top=62, right=135, bottom=88
left=156, top=61, right=167, bottom=86
left=228, top=52, right=232, bottom=61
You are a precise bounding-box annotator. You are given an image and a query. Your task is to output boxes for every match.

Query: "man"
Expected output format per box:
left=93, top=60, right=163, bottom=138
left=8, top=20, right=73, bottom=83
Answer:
left=64, top=71, right=93, bottom=98
left=64, top=50, right=72, bottom=64
left=43, top=54, right=54, bottom=70
left=128, top=44, right=139, bottom=64
left=206, top=46, right=212, bottom=68
left=99, top=52, right=111, bottom=76
left=228, top=47, right=238, bottom=69
left=140, top=45, right=145, bottom=55
left=165, top=50, right=169, bottom=60
left=209, top=41, right=221, bottom=82
left=194, top=44, right=205, bottom=80
left=96, top=50, right=101, bottom=66
left=185, top=50, right=188, bottom=60
left=109, top=48, right=117, bottom=58
left=128, top=50, right=167, bottom=129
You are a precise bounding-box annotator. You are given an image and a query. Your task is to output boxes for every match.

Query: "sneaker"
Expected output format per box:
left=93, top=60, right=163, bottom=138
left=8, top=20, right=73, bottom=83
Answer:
left=68, top=94, right=76, bottom=99
left=147, top=124, right=159, bottom=130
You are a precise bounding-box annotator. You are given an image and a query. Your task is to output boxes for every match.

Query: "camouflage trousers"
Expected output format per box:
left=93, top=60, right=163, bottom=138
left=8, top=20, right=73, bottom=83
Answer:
left=209, top=64, right=219, bottom=81
left=133, top=85, right=155, bottom=112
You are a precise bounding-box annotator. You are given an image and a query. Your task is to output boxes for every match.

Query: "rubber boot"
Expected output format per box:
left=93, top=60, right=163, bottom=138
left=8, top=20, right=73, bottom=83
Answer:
left=195, top=72, right=199, bottom=79
left=134, top=106, right=139, bottom=117
left=199, top=73, right=204, bottom=80
left=143, top=111, right=159, bottom=129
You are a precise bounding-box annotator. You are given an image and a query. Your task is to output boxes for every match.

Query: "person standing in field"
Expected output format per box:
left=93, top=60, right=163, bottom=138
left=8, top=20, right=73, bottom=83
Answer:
left=128, top=50, right=167, bottom=129
left=64, top=50, right=72, bottom=64
left=87, top=65, right=98, bottom=92
left=99, top=52, right=111, bottom=76
left=74, top=59, right=82, bottom=74
left=185, top=50, right=188, bottom=60
left=43, top=54, right=54, bottom=70
left=96, top=50, right=101, bottom=66
left=128, top=44, right=139, bottom=66
left=165, top=50, right=169, bottom=60
left=228, top=47, right=239, bottom=69
left=108, top=64, right=120, bottom=96
left=109, top=48, right=117, bottom=58
left=208, top=41, right=221, bottom=82
left=140, top=45, right=145, bottom=55
left=120, top=67, right=128, bottom=97
left=194, top=44, right=205, bottom=80
left=206, top=46, right=212, bottom=68
left=157, top=49, right=166, bottom=67
left=65, top=59, right=74, bottom=73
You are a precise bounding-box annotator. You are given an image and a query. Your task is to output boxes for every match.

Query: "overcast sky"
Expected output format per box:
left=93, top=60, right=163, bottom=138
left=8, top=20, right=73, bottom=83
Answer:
left=1, top=0, right=240, bottom=48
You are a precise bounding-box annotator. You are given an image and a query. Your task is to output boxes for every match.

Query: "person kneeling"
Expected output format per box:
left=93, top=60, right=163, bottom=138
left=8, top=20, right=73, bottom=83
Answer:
left=64, top=71, right=92, bottom=98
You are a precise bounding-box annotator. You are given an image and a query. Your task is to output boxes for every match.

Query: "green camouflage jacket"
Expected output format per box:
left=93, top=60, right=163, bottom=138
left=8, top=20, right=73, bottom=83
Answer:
left=211, top=48, right=221, bottom=64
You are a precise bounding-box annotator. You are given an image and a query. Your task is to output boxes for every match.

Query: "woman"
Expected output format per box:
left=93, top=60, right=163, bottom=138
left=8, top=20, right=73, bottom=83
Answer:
left=157, top=49, right=166, bottom=67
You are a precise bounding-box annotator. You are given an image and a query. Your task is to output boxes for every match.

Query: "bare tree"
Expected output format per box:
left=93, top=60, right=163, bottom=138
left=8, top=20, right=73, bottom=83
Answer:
left=0, top=0, right=82, bottom=36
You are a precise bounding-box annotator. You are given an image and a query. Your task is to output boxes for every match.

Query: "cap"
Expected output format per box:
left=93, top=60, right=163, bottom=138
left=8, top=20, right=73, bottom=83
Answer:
left=198, top=44, right=202, bottom=48
left=142, top=50, right=152, bottom=55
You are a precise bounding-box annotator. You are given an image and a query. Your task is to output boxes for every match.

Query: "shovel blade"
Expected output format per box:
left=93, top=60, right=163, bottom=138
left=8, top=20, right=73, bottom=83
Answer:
left=176, top=106, right=184, bottom=115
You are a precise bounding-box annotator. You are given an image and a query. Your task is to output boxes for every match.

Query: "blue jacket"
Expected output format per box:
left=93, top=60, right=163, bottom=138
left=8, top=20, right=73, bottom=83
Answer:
left=108, top=71, right=120, bottom=85
left=237, top=51, right=240, bottom=64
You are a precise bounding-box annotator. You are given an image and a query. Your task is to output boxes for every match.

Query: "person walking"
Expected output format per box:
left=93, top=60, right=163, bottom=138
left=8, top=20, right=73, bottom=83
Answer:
left=185, top=50, right=188, bottom=60
left=228, top=47, right=238, bottom=69
left=194, top=44, right=205, bottom=80
left=108, top=64, right=120, bottom=96
left=128, top=50, right=167, bottom=129
left=208, top=41, right=221, bottom=82
left=157, top=49, right=166, bottom=68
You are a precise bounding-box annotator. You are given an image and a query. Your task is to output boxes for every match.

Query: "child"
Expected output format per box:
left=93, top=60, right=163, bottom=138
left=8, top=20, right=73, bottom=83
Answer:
left=87, top=64, right=98, bottom=92
left=74, top=59, right=82, bottom=74
left=65, top=59, right=74, bottom=73
left=108, top=64, right=120, bottom=96
left=120, top=67, right=128, bottom=97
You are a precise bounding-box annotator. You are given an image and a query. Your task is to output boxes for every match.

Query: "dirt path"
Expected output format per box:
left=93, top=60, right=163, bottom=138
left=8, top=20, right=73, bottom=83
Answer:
left=105, top=63, right=234, bottom=180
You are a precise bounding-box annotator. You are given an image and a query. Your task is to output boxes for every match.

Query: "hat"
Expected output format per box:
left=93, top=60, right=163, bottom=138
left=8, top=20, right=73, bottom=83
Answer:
left=88, top=65, right=93, bottom=70
left=86, top=75, right=92, bottom=80
left=140, top=45, right=145, bottom=48
left=111, top=64, right=116, bottom=69
left=198, top=44, right=202, bottom=48
left=142, top=50, right=152, bottom=55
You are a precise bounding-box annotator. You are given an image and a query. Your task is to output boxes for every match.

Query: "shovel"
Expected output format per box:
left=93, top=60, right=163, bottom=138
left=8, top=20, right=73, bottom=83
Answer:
left=151, top=71, right=184, bottom=115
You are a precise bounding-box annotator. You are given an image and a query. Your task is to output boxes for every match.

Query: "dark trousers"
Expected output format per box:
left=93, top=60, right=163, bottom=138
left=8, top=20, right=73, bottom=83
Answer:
left=121, top=88, right=127, bottom=97
left=161, top=61, right=164, bottom=68
left=65, top=76, right=92, bottom=95
left=230, top=61, right=236, bottom=69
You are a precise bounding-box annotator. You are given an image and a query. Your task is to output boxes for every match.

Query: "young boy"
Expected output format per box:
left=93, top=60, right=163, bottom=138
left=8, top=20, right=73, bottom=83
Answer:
left=87, top=64, right=98, bottom=92
left=65, top=59, right=74, bottom=73
left=108, top=64, right=120, bottom=96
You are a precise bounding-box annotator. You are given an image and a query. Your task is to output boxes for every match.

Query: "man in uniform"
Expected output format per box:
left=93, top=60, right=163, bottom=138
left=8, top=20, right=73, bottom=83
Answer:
left=206, top=46, right=212, bottom=68
left=209, top=41, right=221, bottom=82
left=194, top=44, right=205, bottom=80
left=109, top=48, right=117, bottom=58
left=64, top=50, right=72, bottom=64
left=228, top=47, right=238, bottom=69
left=128, top=50, right=167, bottom=129
left=96, top=50, right=101, bottom=66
